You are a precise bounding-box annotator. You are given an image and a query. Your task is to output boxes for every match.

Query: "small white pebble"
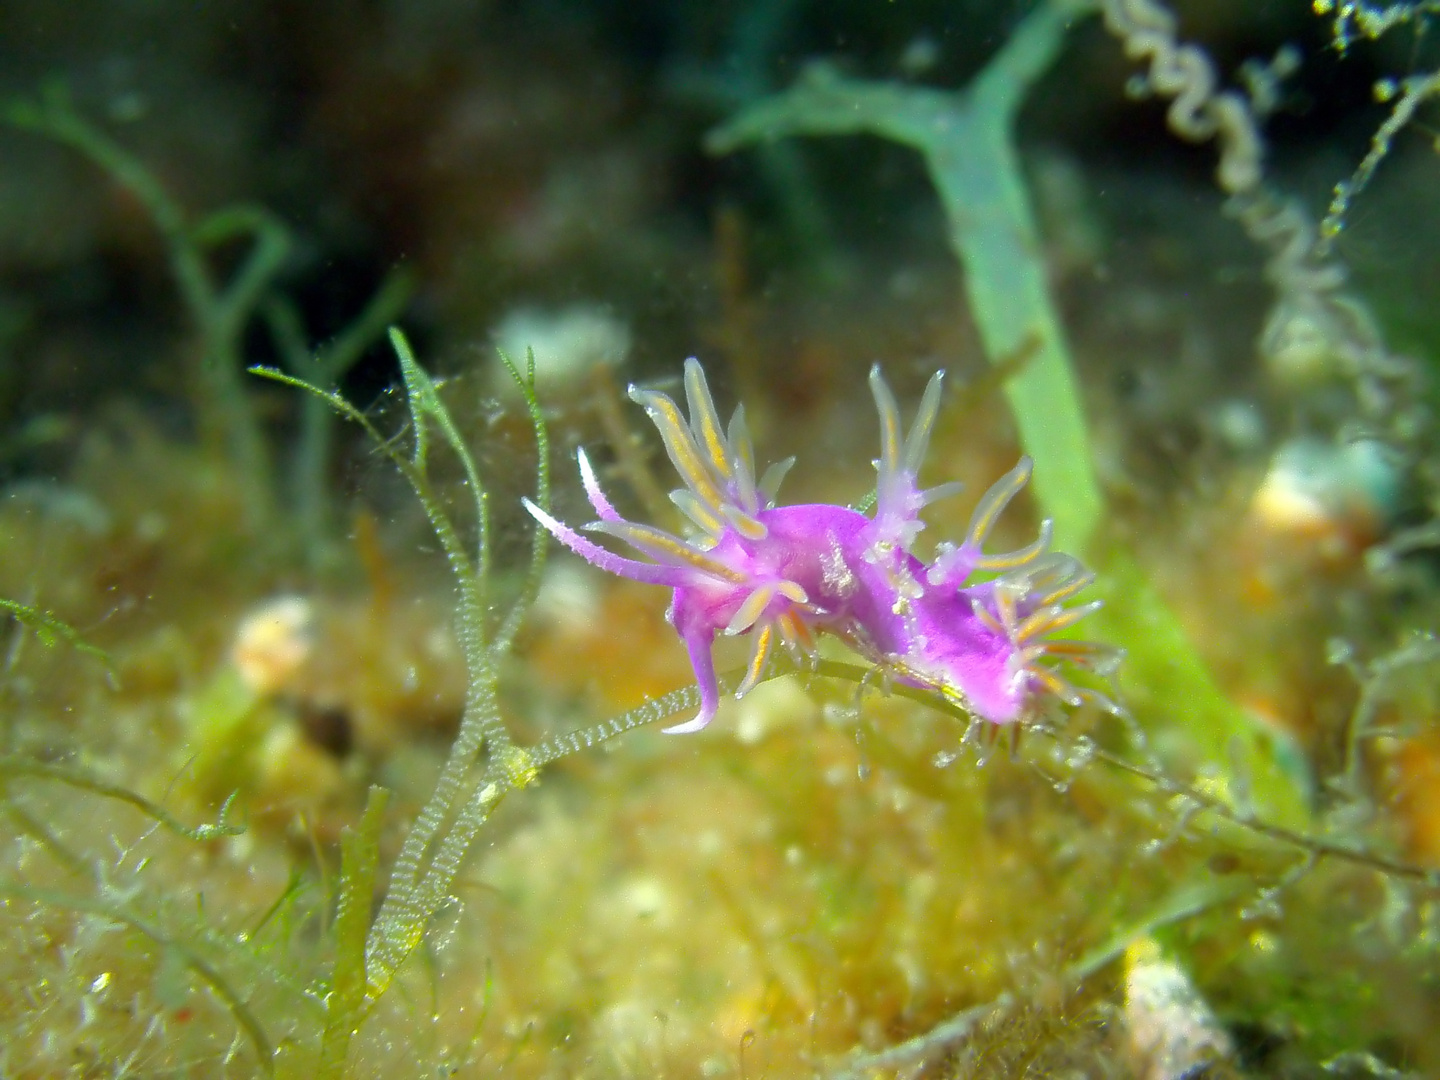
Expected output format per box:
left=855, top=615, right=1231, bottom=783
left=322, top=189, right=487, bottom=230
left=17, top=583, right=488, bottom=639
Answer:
left=231, top=595, right=314, bottom=696
left=1124, top=940, right=1232, bottom=1080
left=490, top=302, right=630, bottom=396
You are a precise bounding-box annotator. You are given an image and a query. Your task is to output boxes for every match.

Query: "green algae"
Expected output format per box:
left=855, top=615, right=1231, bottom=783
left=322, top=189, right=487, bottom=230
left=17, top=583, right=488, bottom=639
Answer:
left=317, top=786, right=389, bottom=1080
left=253, top=332, right=533, bottom=1011
left=4, top=84, right=407, bottom=551
left=5, top=83, right=287, bottom=528
left=0, top=596, right=113, bottom=678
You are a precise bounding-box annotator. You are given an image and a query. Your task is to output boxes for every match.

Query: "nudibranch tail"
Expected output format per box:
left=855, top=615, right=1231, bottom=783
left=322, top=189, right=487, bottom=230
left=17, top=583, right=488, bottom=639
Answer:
left=662, top=627, right=722, bottom=734
left=979, top=551, right=1127, bottom=719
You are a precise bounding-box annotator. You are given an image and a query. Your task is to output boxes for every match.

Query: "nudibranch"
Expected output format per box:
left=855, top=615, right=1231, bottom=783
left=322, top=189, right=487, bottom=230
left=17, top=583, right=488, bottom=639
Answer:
left=524, top=360, right=1122, bottom=733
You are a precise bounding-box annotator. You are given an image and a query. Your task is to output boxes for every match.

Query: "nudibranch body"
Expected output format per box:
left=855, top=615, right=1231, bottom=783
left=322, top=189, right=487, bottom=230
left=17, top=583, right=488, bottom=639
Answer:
left=524, top=360, right=1121, bottom=733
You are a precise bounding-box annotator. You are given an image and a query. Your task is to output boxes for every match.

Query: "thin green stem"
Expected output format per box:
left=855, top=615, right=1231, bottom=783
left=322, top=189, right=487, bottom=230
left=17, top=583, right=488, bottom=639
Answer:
left=494, top=347, right=551, bottom=653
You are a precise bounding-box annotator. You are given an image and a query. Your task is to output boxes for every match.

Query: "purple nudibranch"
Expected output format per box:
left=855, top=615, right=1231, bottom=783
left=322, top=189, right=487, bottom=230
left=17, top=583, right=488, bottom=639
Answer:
left=524, top=359, right=1122, bottom=733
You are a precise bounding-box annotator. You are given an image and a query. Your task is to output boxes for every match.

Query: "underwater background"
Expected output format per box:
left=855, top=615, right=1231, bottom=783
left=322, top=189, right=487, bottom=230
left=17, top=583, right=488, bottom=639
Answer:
left=2, top=0, right=1440, bottom=1075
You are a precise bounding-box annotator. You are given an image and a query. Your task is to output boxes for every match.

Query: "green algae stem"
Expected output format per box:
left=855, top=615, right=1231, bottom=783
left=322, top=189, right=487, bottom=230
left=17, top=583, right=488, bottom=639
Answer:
left=707, top=0, right=1310, bottom=828
left=707, top=1, right=1098, bottom=553
left=317, top=786, right=389, bottom=1080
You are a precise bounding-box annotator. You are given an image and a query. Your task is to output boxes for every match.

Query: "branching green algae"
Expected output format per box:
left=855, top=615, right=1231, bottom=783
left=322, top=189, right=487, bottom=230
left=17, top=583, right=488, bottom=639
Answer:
left=253, top=330, right=553, bottom=1034
left=5, top=83, right=287, bottom=529
left=4, top=85, right=407, bottom=550
left=708, top=3, right=1097, bottom=550
left=0, top=596, right=114, bottom=680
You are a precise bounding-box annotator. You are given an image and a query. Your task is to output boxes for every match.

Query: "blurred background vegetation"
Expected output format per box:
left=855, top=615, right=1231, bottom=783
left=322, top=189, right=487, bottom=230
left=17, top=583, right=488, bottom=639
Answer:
left=2, top=0, right=1439, bottom=1076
